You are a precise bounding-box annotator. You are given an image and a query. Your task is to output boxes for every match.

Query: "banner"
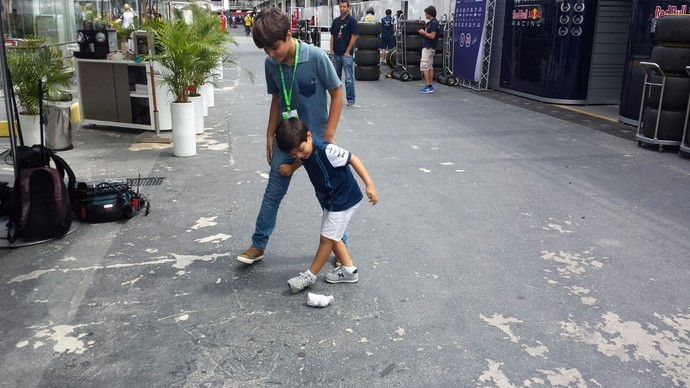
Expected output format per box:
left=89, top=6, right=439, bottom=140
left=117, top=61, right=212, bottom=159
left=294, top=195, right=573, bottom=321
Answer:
left=453, top=0, right=488, bottom=82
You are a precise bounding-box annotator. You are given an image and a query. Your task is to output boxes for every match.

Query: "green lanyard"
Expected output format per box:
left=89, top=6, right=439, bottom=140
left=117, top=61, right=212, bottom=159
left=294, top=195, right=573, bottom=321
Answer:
left=279, top=40, right=299, bottom=112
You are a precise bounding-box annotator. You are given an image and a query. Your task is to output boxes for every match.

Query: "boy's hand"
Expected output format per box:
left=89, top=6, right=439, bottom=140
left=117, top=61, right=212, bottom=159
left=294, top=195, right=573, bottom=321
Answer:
left=278, top=163, right=294, bottom=176
left=366, top=185, right=378, bottom=205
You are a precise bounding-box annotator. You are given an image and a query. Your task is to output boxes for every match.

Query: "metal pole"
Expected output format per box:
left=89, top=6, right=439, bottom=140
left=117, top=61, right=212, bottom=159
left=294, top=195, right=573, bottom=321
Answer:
left=0, top=1, right=21, bottom=178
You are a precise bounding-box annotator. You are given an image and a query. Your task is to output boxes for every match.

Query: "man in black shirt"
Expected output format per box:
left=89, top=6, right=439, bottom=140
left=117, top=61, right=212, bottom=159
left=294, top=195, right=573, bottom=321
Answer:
left=417, top=5, right=439, bottom=94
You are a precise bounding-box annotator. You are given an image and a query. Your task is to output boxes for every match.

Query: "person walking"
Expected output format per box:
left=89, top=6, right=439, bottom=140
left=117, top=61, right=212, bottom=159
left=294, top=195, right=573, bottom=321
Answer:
left=244, top=13, right=253, bottom=36
left=380, top=9, right=395, bottom=64
left=330, top=0, right=358, bottom=106
left=418, top=5, right=439, bottom=94
left=236, top=7, right=344, bottom=265
left=275, top=117, right=378, bottom=293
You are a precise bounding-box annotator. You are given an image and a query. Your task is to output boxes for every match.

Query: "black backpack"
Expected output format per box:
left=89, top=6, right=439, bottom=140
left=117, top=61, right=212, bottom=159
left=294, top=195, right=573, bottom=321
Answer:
left=7, top=145, right=77, bottom=243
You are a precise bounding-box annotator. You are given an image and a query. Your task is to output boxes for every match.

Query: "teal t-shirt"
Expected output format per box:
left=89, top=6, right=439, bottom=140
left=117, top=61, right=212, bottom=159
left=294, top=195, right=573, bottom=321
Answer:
left=265, top=41, right=341, bottom=139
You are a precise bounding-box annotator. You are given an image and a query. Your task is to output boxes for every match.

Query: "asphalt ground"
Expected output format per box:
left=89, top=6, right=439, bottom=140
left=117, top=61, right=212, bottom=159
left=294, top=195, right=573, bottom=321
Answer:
left=1, top=32, right=690, bottom=387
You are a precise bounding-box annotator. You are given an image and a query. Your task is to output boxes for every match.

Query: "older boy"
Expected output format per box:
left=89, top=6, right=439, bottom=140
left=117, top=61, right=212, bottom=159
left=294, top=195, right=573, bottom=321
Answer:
left=417, top=5, right=439, bottom=94
left=237, top=7, right=344, bottom=265
left=275, top=117, right=378, bottom=293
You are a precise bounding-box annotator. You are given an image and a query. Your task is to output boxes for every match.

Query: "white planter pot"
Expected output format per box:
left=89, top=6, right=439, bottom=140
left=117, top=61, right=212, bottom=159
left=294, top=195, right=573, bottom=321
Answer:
left=200, top=88, right=208, bottom=117
left=18, top=114, right=42, bottom=147
left=214, top=57, right=223, bottom=79
left=171, top=102, right=196, bottom=157
left=202, top=83, right=215, bottom=109
left=189, top=95, right=204, bottom=134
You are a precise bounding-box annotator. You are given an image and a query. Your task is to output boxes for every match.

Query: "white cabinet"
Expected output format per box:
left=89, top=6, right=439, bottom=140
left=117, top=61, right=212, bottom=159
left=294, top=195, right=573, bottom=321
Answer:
left=76, top=58, right=172, bottom=131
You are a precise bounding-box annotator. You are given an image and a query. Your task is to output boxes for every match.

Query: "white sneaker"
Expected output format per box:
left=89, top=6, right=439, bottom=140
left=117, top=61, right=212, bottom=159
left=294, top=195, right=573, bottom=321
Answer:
left=287, top=272, right=316, bottom=293
left=325, top=267, right=359, bottom=284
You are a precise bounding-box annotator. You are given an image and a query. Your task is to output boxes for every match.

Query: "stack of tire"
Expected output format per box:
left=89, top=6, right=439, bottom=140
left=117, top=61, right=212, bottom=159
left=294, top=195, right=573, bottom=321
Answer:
left=641, top=15, right=690, bottom=151
left=355, top=22, right=381, bottom=81
left=434, top=22, right=445, bottom=78
left=394, top=20, right=424, bottom=81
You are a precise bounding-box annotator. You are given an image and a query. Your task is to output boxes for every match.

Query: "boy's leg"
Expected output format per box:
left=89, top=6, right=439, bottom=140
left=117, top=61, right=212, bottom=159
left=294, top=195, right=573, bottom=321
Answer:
left=238, top=143, right=294, bottom=264
left=308, top=235, right=337, bottom=275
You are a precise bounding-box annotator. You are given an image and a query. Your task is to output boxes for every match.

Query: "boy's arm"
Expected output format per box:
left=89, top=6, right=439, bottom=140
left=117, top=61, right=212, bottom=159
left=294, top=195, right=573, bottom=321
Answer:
left=323, top=87, right=343, bottom=143
left=266, top=93, right=280, bottom=164
left=349, top=154, right=378, bottom=205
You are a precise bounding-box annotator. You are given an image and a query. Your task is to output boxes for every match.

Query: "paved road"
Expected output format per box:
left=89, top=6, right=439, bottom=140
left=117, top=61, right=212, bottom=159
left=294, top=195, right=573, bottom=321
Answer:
left=1, top=33, right=689, bottom=387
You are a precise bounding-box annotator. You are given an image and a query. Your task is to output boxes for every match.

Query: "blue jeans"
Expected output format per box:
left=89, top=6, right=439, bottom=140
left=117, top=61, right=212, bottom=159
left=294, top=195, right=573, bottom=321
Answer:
left=251, top=140, right=294, bottom=249
left=332, top=54, right=356, bottom=102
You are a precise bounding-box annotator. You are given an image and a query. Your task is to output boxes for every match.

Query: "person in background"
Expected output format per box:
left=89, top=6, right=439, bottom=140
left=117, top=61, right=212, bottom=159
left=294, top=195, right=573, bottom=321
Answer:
left=219, top=11, right=227, bottom=31
left=236, top=7, right=344, bottom=265
left=147, top=5, right=162, bottom=22
left=244, top=12, right=254, bottom=36
left=275, top=117, right=378, bottom=293
left=362, top=7, right=375, bottom=21
left=417, top=5, right=439, bottom=94
left=119, top=4, right=136, bottom=28
left=380, top=9, right=395, bottom=64
left=330, top=0, right=358, bottom=106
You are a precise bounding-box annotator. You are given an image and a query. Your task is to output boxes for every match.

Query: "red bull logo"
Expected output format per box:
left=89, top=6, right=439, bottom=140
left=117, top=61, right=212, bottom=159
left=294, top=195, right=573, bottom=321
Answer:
left=512, top=6, right=542, bottom=26
left=529, top=8, right=541, bottom=20
left=655, top=5, right=689, bottom=18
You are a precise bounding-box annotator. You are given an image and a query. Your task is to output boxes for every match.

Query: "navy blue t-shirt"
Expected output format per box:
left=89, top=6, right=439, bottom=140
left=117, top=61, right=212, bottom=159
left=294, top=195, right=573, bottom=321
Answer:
left=423, top=18, right=440, bottom=49
left=301, top=138, right=363, bottom=212
left=381, top=15, right=393, bottom=36
left=331, top=14, right=358, bottom=56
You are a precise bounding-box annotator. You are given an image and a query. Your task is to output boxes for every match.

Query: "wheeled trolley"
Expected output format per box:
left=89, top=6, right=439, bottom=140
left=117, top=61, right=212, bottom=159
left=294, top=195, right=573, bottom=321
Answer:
left=436, top=14, right=459, bottom=86
left=636, top=62, right=683, bottom=152
left=390, top=17, right=413, bottom=81
left=681, top=66, right=690, bottom=156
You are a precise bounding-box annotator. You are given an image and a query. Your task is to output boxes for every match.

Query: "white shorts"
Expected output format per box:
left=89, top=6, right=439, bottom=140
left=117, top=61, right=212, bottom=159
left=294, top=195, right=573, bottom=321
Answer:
left=321, top=202, right=360, bottom=241
left=420, top=47, right=435, bottom=71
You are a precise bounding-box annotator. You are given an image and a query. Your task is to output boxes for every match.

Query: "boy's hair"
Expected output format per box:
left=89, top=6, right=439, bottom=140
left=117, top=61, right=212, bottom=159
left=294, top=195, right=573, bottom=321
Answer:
left=252, top=7, right=290, bottom=49
left=276, top=117, right=309, bottom=153
left=424, top=5, right=437, bottom=18
left=386, top=9, right=392, bottom=15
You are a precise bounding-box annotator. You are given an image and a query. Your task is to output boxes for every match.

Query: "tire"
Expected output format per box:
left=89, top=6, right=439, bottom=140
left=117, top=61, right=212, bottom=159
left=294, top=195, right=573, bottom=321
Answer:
left=437, top=24, right=445, bottom=38
left=358, top=22, right=381, bottom=36
left=433, top=54, right=443, bottom=67
left=405, top=51, right=421, bottom=65
left=356, top=36, right=381, bottom=50
left=655, top=15, right=690, bottom=45
left=400, top=71, right=412, bottom=81
left=437, top=73, right=448, bottom=83
left=642, top=107, right=685, bottom=141
left=405, top=65, right=422, bottom=80
left=403, top=20, right=422, bottom=35
left=386, top=49, right=397, bottom=68
left=355, top=49, right=380, bottom=66
left=651, top=46, right=690, bottom=75
left=404, top=35, right=424, bottom=50
left=447, top=76, right=460, bottom=86
left=645, top=74, right=690, bottom=110
left=355, top=65, right=380, bottom=81
left=391, top=68, right=401, bottom=78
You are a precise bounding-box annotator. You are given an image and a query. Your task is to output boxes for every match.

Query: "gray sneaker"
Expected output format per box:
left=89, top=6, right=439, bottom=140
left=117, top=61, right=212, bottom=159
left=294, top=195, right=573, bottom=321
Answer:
left=347, top=100, right=355, bottom=106
left=287, top=272, right=316, bottom=293
left=237, top=246, right=264, bottom=264
left=325, top=267, right=359, bottom=284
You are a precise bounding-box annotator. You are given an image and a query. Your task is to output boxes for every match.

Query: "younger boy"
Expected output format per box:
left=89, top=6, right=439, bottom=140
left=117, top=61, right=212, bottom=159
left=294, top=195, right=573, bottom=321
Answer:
left=275, top=117, right=378, bottom=293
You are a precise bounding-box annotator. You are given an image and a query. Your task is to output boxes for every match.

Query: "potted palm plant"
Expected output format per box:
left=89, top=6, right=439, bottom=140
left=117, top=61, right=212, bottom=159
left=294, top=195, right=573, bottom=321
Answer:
left=150, top=17, right=199, bottom=156
left=6, top=37, right=72, bottom=147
